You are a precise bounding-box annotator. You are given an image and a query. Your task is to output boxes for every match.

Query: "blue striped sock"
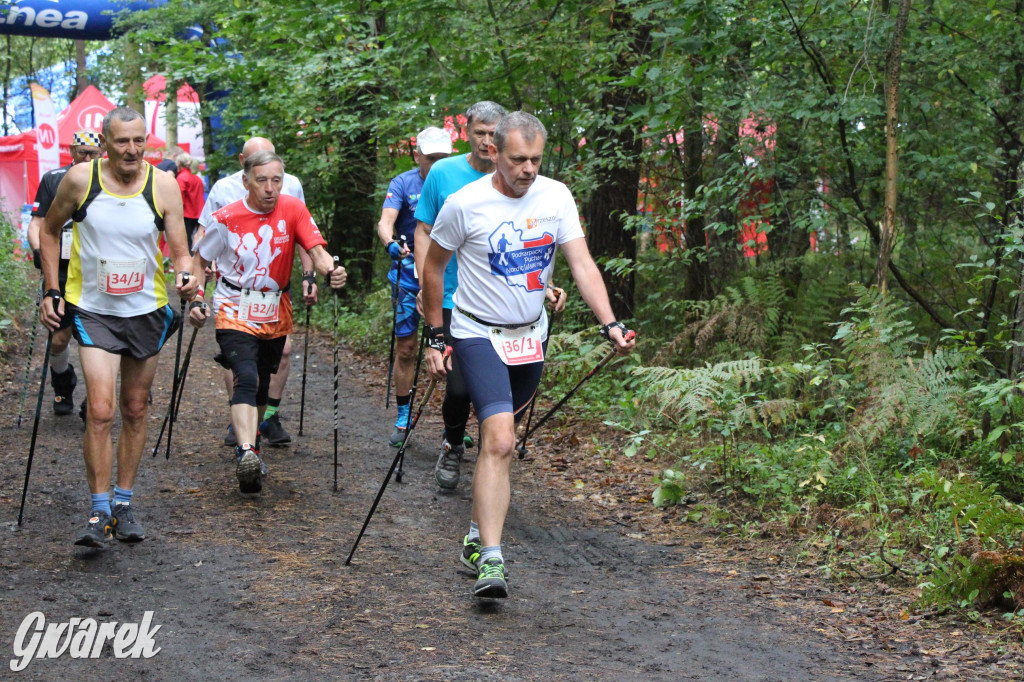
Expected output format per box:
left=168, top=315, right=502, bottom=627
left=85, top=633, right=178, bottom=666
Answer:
left=113, top=486, right=133, bottom=506
left=91, top=493, right=111, bottom=516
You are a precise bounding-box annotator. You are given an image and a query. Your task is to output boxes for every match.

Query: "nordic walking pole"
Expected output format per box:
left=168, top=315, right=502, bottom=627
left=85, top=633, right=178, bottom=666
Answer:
left=172, top=328, right=199, bottom=420
left=395, top=330, right=426, bottom=483
left=384, top=235, right=407, bottom=408
left=516, top=287, right=564, bottom=459
left=346, top=376, right=439, bottom=565
left=152, top=325, right=198, bottom=457
left=332, top=256, right=341, bottom=492
left=163, top=272, right=190, bottom=460
left=299, top=304, right=311, bottom=436
left=516, top=330, right=635, bottom=458
left=18, top=333, right=53, bottom=526
left=16, top=288, right=43, bottom=427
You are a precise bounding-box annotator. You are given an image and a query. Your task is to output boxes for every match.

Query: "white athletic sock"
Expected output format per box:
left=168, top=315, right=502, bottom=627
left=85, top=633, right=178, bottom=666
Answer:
left=479, top=545, right=503, bottom=566
left=51, top=346, right=70, bottom=374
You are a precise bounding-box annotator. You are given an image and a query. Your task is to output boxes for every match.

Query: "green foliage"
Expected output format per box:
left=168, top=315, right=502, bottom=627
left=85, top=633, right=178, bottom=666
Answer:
left=0, top=213, right=32, bottom=348
left=914, top=471, right=1024, bottom=609
left=82, top=0, right=1024, bottom=624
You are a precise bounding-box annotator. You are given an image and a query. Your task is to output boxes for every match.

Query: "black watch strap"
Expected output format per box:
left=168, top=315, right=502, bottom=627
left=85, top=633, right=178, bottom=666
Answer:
left=600, top=321, right=627, bottom=341
left=425, top=325, right=446, bottom=351
left=44, top=288, right=61, bottom=304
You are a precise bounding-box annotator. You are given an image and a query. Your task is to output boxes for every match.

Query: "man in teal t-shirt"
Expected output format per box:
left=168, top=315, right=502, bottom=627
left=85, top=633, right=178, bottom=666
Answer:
left=414, top=100, right=507, bottom=494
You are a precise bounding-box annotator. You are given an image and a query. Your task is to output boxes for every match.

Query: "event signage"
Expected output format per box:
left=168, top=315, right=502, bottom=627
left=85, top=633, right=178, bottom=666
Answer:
left=29, top=82, right=59, bottom=176
left=0, top=1, right=168, bottom=41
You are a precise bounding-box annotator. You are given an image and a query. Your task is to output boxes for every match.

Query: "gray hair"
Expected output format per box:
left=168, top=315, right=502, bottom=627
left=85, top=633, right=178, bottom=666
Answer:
left=101, top=107, right=145, bottom=139
left=493, top=111, right=547, bottom=151
left=465, top=100, right=507, bottom=127
left=243, top=150, right=284, bottom=177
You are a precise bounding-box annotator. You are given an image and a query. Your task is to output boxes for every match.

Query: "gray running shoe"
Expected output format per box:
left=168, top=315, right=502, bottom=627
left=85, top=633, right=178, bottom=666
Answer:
left=388, top=425, right=407, bottom=447
left=235, top=444, right=263, bottom=494
left=473, top=558, right=509, bottom=599
left=111, top=503, right=145, bottom=542
left=74, top=510, right=114, bottom=547
left=223, top=424, right=238, bottom=447
left=434, top=438, right=464, bottom=490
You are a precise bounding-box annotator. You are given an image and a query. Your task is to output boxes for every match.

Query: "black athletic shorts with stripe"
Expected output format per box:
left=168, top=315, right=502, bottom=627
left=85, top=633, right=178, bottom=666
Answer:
left=69, top=304, right=180, bottom=360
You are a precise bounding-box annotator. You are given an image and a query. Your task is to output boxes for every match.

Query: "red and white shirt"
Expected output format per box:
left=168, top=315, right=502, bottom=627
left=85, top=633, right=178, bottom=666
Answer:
left=196, top=194, right=326, bottom=338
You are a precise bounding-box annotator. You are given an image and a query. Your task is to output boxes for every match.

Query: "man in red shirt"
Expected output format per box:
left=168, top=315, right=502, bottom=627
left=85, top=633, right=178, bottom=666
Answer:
left=174, top=152, right=205, bottom=250
left=189, top=150, right=347, bottom=493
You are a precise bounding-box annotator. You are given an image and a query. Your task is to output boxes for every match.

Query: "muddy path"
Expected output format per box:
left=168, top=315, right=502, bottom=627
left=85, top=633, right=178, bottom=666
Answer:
left=0, top=320, right=1020, bottom=680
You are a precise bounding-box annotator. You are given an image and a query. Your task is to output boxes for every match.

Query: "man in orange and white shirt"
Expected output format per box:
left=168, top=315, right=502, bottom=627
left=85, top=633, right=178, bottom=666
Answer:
left=189, top=149, right=347, bottom=494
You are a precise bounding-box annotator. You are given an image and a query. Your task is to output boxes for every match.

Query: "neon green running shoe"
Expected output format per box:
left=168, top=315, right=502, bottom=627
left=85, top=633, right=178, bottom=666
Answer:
left=474, top=558, right=509, bottom=598
left=461, top=535, right=481, bottom=573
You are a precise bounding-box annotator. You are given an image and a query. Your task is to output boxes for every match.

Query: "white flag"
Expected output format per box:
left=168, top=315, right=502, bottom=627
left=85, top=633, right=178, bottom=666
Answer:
left=30, top=83, right=60, bottom=176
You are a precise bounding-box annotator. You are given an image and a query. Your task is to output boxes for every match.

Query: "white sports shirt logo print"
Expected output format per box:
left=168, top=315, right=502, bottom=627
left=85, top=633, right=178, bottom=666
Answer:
left=228, top=219, right=284, bottom=290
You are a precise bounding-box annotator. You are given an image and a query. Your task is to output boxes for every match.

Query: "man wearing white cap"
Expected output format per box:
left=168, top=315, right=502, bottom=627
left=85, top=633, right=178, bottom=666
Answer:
left=375, top=126, right=452, bottom=445
left=27, top=129, right=103, bottom=416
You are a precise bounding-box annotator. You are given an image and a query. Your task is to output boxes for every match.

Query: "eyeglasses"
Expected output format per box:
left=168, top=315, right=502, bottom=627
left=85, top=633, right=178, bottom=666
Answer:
left=72, top=148, right=103, bottom=159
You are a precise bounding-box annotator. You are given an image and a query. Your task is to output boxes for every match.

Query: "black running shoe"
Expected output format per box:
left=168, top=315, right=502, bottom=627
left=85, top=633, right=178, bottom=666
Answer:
left=461, top=535, right=482, bottom=574
left=111, top=503, right=145, bottom=542
left=223, top=424, right=238, bottom=447
left=79, top=397, right=87, bottom=423
left=51, top=366, right=77, bottom=416
left=259, top=414, right=291, bottom=445
left=74, top=510, right=114, bottom=547
left=473, top=558, right=509, bottom=599
left=235, top=444, right=263, bottom=494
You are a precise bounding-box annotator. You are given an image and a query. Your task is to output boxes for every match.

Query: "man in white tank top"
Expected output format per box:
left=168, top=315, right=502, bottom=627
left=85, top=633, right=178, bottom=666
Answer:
left=38, top=107, right=198, bottom=548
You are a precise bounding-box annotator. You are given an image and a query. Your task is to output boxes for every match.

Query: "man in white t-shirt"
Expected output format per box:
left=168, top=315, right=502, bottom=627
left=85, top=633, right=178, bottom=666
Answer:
left=198, top=137, right=316, bottom=448
left=421, top=111, right=635, bottom=599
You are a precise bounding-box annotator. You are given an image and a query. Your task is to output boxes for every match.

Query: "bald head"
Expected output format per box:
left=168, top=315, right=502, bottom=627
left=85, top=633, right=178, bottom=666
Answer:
left=238, top=137, right=276, bottom=168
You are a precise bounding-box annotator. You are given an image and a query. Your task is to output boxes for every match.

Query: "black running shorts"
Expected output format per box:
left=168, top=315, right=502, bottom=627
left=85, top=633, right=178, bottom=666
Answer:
left=214, top=329, right=287, bottom=407
left=69, top=304, right=180, bottom=360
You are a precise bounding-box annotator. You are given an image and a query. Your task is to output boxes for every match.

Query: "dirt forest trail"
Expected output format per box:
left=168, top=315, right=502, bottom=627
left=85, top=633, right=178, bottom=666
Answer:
left=0, top=320, right=1018, bottom=680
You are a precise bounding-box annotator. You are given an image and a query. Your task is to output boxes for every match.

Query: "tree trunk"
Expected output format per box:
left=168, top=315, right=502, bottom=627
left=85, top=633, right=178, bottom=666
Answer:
left=681, top=54, right=713, bottom=301
left=875, top=0, right=912, bottom=294
left=326, top=125, right=377, bottom=292
left=164, top=85, right=178, bottom=149
left=580, top=7, right=650, bottom=320
left=74, top=40, right=87, bottom=98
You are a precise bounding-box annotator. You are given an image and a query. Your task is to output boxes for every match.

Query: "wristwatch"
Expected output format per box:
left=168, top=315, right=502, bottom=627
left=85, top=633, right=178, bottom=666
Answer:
left=424, top=325, right=446, bottom=352
left=600, top=321, right=628, bottom=341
